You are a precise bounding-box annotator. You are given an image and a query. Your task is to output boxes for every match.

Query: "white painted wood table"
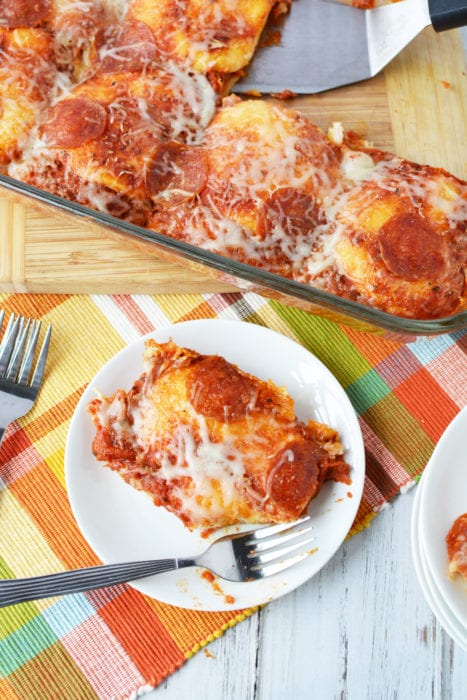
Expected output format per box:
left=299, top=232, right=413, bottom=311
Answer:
left=149, top=488, right=467, bottom=700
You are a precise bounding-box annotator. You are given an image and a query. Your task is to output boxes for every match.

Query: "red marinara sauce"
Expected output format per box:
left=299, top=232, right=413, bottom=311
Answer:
left=446, top=513, right=467, bottom=580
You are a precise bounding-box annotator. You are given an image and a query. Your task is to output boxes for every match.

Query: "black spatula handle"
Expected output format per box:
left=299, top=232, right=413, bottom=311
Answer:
left=428, top=0, right=467, bottom=31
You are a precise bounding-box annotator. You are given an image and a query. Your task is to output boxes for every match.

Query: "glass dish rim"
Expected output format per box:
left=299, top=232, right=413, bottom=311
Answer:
left=1, top=172, right=465, bottom=337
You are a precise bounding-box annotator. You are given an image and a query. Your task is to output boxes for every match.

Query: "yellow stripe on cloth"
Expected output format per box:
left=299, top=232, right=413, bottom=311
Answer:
left=0, top=490, right=64, bottom=580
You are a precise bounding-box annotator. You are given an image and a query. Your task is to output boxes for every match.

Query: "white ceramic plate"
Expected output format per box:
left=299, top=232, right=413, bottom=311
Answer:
left=65, top=319, right=365, bottom=611
left=417, top=408, right=467, bottom=631
left=411, top=478, right=467, bottom=651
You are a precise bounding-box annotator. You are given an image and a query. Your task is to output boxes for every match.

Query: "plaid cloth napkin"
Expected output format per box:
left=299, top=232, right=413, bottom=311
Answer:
left=0, top=291, right=465, bottom=699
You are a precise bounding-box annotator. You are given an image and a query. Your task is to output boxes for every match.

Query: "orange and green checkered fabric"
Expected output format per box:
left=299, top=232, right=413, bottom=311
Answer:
left=0, top=291, right=465, bottom=699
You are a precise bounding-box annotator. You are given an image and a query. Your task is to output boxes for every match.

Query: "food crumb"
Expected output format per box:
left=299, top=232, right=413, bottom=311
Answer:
left=440, top=80, right=451, bottom=89
left=204, top=648, right=216, bottom=659
left=259, top=28, right=281, bottom=49
left=201, top=570, right=215, bottom=583
left=201, top=527, right=216, bottom=539
left=271, top=89, right=298, bottom=100
left=200, top=570, right=236, bottom=605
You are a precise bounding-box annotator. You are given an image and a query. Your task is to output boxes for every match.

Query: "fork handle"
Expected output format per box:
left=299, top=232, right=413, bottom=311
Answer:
left=0, top=558, right=195, bottom=608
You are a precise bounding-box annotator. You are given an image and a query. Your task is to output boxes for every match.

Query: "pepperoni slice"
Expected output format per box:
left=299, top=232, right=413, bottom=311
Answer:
left=268, top=440, right=324, bottom=517
left=174, top=147, right=208, bottom=193
left=148, top=143, right=207, bottom=199
left=43, top=97, right=107, bottom=149
left=264, top=187, right=320, bottom=237
left=378, top=213, right=448, bottom=281
left=0, top=0, right=50, bottom=27
left=147, top=142, right=183, bottom=194
left=187, top=356, right=255, bottom=422
left=97, top=20, right=157, bottom=73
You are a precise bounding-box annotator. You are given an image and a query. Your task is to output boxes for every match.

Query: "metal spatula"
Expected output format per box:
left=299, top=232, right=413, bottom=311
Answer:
left=235, top=0, right=467, bottom=94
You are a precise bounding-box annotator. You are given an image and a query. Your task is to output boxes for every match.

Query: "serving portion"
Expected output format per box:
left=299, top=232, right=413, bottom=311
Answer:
left=88, top=337, right=351, bottom=531
left=1, top=1, right=466, bottom=322
left=65, top=320, right=365, bottom=610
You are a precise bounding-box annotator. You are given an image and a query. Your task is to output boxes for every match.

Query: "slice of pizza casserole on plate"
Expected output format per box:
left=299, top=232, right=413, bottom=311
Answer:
left=88, top=338, right=351, bottom=530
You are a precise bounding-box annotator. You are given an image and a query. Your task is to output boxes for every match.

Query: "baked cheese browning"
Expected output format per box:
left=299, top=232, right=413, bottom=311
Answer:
left=313, top=153, right=467, bottom=319
left=200, top=99, right=342, bottom=241
left=12, top=63, right=216, bottom=217
left=0, top=0, right=123, bottom=78
left=125, top=0, right=286, bottom=93
left=50, top=0, right=114, bottom=82
left=0, top=0, right=52, bottom=28
left=446, top=513, right=467, bottom=581
left=150, top=97, right=344, bottom=276
left=0, top=27, right=56, bottom=166
left=92, top=18, right=158, bottom=75
left=1, top=1, right=466, bottom=320
left=148, top=99, right=466, bottom=320
left=88, top=339, right=350, bottom=530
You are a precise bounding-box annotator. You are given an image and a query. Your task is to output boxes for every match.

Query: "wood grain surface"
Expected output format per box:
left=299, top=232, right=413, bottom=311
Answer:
left=0, top=27, right=465, bottom=294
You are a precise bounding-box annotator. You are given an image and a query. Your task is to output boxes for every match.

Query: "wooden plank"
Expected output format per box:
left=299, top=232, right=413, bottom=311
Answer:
left=23, top=210, right=236, bottom=294
left=386, top=28, right=466, bottom=178
left=275, top=71, right=394, bottom=150
left=0, top=199, right=27, bottom=292
left=0, top=28, right=465, bottom=294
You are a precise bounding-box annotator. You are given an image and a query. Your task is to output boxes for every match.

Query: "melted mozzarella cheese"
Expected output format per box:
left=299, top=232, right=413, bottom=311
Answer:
left=341, top=149, right=376, bottom=184
left=2, top=2, right=465, bottom=320
left=96, top=386, right=250, bottom=523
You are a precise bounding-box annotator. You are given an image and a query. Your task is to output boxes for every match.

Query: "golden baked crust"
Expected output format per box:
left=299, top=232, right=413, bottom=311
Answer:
left=88, top=339, right=350, bottom=530
left=306, top=149, right=467, bottom=319
left=149, top=97, right=343, bottom=275
left=148, top=99, right=466, bottom=319
left=126, top=0, right=284, bottom=93
left=36, top=67, right=215, bottom=201
left=0, top=27, right=55, bottom=165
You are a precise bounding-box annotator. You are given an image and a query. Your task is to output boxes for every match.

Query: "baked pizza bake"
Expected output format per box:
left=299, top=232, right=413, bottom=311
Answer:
left=446, top=513, right=467, bottom=581
left=1, top=0, right=466, bottom=319
left=88, top=339, right=350, bottom=529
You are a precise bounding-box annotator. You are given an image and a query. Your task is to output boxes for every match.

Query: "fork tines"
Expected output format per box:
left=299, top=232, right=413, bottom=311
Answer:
left=0, top=311, right=52, bottom=390
left=237, top=516, right=316, bottom=578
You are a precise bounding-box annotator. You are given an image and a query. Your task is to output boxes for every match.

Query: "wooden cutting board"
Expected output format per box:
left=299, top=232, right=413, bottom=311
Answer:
left=1, top=27, right=465, bottom=294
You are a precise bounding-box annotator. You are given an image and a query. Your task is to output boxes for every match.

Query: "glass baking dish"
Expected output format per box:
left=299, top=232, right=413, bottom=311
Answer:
left=1, top=172, right=465, bottom=339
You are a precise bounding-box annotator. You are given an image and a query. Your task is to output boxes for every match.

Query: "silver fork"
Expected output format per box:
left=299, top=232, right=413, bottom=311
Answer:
left=0, top=516, right=315, bottom=607
left=0, top=310, right=52, bottom=448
